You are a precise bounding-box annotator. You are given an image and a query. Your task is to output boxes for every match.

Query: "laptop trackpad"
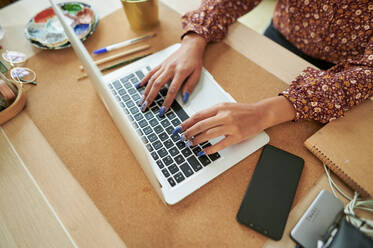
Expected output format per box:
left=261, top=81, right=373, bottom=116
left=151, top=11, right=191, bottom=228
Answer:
left=180, top=68, right=235, bottom=116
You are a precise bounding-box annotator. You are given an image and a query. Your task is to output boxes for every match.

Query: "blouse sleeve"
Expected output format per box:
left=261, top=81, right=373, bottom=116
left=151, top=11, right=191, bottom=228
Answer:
left=281, top=36, right=373, bottom=123
left=181, top=0, right=262, bottom=43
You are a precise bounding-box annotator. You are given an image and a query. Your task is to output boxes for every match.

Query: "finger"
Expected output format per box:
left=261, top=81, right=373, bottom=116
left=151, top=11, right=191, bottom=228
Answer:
left=142, top=70, right=173, bottom=111
left=179, top=104, right=222, bottom=131
left=189, top=126, right=227, bottom=146
left=181, top=67, right=202, bottom=104
left=140, top=68, right=164, bottom=105
left=137, top=65, right=161, bottom=88
left=201, top=136, right=236, bottom=155
left=182, top=115, right=224, bottom=140
left=162, top=70, right=190, bottom=114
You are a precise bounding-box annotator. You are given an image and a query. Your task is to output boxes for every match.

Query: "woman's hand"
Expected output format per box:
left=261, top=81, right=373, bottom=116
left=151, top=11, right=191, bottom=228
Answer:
left=137, top=33, right=207, bottom=116
left=173, top=96, right=296, bottom=155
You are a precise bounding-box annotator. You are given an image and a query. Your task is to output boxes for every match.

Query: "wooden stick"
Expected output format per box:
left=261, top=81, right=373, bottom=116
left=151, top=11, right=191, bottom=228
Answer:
left=77, top=53, right=152, bottom=80
left=80, top=44, right=150, bottom=70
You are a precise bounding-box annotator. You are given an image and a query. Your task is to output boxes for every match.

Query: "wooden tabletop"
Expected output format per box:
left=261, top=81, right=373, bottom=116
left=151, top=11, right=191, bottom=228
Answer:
left=0, top=1, right=351, bottom=247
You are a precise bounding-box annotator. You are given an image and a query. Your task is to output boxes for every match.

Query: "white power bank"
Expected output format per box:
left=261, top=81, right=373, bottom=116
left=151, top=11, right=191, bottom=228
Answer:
left=291, top=190, right=344, bottom=248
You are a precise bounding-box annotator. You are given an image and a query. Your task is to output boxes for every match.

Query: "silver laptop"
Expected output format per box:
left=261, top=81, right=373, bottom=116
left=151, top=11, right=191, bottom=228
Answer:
left=50, top=0, right=269, bottom=204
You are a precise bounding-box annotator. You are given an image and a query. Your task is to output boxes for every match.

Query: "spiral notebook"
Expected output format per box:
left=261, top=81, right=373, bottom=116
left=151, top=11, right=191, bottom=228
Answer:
left=304, top=100, right=373, bottom=199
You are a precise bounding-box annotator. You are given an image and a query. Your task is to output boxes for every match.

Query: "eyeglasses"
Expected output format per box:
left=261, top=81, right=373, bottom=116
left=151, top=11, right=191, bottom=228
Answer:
left=1, top=50, right=37, bottom=87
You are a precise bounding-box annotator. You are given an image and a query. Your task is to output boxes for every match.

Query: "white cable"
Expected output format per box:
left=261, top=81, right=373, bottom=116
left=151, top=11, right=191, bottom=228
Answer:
left=323, top=164, right=373, bottom=237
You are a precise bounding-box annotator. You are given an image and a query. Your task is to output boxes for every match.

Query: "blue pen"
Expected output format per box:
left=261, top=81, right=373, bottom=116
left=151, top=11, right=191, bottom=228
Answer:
left=93, top=32, right=156, bottom=55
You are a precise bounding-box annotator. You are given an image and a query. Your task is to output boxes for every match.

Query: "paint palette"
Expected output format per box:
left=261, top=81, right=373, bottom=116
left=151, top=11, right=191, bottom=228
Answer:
left=24, top=2, right=99, bottom=49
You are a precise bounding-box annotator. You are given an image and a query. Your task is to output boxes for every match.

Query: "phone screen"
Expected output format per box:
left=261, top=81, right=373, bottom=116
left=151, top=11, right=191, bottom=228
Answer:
left=236, top=144, right=304, bottom=240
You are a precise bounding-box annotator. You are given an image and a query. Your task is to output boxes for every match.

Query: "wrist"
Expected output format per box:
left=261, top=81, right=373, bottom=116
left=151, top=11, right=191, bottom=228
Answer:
left=182, top=32, right=207, bottom=52
left=256, top=96, right=296, bottom=129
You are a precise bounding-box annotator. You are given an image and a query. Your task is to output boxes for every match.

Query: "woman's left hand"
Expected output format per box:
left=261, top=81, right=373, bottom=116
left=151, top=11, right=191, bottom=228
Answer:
left=173, top=96, right=296, bottom=155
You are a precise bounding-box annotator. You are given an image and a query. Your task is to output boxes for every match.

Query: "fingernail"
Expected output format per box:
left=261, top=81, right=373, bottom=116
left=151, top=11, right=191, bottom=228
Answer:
left=185, top=140, right=192, bottom=148
left=159, top=106, right=166, bottom=117
left=141, top=101, right=147, bottom=111
left=180, top=134, right=185, bottom=142
left=182, top=92, right=190, bottom=103
left=172, top=126, right=182, bottom=135
left=138, top=96, right=144, bottom=106
left=197, top=151, right=205, bottom=157
left=135, top=82, right=141, bottom=89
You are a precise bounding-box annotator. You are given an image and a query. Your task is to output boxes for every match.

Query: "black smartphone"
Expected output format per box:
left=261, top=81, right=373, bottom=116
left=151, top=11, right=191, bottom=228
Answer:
left=236, top=144, right=304, bottom=241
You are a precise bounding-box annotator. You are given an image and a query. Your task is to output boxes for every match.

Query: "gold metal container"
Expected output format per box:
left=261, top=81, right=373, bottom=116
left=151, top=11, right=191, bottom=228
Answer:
left=121, top=0, right=159, bottom=31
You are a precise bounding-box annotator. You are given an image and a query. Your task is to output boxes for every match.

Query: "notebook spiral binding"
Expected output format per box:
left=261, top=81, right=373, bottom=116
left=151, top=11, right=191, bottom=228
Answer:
left=309, top=145, right=370, bottom=199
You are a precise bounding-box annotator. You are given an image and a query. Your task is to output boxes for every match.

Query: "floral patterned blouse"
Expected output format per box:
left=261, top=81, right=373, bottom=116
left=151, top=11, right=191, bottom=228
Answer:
left=181, top=0, right=373, bottom=123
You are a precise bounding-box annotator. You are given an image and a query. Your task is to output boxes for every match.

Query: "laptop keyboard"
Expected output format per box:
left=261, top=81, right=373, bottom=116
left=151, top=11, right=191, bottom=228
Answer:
left=108, top=67, right=221, bottom=187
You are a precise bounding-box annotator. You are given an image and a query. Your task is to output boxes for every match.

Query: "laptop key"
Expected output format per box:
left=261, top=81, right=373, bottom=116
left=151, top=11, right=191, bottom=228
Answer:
left=118, top=89, right=126, bottom=96
left=159, top=132, right=168, bottom=141
left=144, top=112, right=154, bottom=120
left=161, top=119, right=171, bottom=128
left=108, top=83, right=113, bottom=89
left=120, top=102, right=125, bottom=108
left=162, top=156, right=173, bottom=166
left=149, top=118, right=159, bottom=126
left=171, top=133, right=180, bottom=142
left=176, top=141, right=185, bottom=150
left=135, top=70, right=145, bottom=80
left=165, top=126, right=174, bottom=135
left=116, top=96, right=121, bottom=102
left=174, top=154, right=185, bottom=165
left=113, top=80, right=122, bottom=90
left=156, top=160, right=164, bottom=169
left=146, top=144, right=153, bottom=152
left=155, top=93, right=162, bottom=101
left=167, top=177, right=176, bottom=187
left=181, top=148, right=192, bottom=158
left=187, top=156, right=203, bottom=172
left=180, top=163, right=194, bottom=177
left=137, top=129, right=143, bottom=136
left=134, top=113, right=143, bottom=121
left=171, top=118, right=181, bottom=127
left=168, top=164, right=179, bottom=174
left=169, top=146, right=179, bottom=157
left=132, top=94, right=141, bottom=101
left=163, top=140, right=172, bottom=149
left=148, top=133, right=157, bottom=142
left=124, top=82, right=132, bottom=89
left=122, top=94, right=131, bottom=102
left=128, top=88, right=137, bottom=95
left=154, top=125, right=163, bottom=134
left=161, top=168, right=170, bottom=177
left=126, top=101, right=135, bottom=108
left=166, top=111, right=176, bottom=120
left=130, top=107, right=139, bottom=114
left=209, top=153, right=221, bottom=161
left=174, top=172, right=185, bottom=183
left=171, top=101, right=189, bottom=121
left=198, top=155, right=211, bottom=166
left=141, top=136, right=148, bottom=144
left=151, top=151, right=158, bottom=160
left=157, top=148, right=168, bottom=158
left=130, top=77, right=139, bottom=84
left=153, top=140, right=163, bottom=150
left=121, top=73, right=135, bottom=82
left=192, top=147, right=202, bottom=156
left=143, top=126, right=152, bottom=135
left=138, top=119, right=148, bottom=128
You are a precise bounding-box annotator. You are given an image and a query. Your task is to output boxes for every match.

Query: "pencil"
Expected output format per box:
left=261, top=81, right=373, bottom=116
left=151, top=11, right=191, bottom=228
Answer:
left=77, top=53, right=152, bottom=80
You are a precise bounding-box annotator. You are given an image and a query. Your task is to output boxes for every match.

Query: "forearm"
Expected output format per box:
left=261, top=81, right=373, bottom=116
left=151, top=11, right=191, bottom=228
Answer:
left=256, top=96, right=296, bottom=129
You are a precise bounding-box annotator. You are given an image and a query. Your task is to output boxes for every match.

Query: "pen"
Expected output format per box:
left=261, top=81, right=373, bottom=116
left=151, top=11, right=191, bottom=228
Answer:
left=78, top=53, right=152, bottom=80
left=93, top=32, right=156, bottom=55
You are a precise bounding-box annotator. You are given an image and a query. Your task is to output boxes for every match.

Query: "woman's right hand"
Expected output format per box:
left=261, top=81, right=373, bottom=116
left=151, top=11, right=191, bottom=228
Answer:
left=137, top=33, right=207, bottom=116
